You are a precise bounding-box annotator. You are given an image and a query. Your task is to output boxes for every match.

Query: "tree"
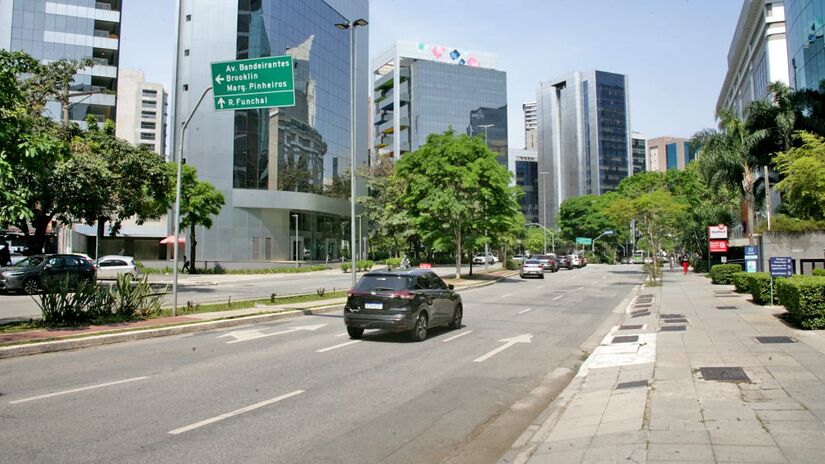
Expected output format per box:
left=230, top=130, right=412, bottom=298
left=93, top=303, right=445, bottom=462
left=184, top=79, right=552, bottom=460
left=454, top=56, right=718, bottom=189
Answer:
left=358, top=155, right=412, bottom=258
left=557, top=193, right=622, bottom=260
left=177, top=164, right=225, bottom=273
left=774, top=131, right=825, bottom=220
left=394, top=129, right=522, bottom=279
left=694, top=109, right=767, bottom=244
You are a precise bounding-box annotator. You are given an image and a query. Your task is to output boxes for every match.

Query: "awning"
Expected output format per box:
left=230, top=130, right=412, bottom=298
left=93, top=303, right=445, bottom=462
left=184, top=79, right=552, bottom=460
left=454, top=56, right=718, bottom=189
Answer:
left=160, top=235, right=185, bottom=244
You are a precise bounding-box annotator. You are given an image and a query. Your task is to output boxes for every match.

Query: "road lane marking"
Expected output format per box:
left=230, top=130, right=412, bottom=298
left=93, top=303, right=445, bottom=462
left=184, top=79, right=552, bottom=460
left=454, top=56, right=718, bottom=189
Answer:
left=576, top=286, right=585, bottom=291
left=443, top=330, right=473, bottom=342
left=10, top=377, right=149, bottom=404
left=501, top=293, right=513, bottom=298
left=518, top=308, right=533, bottom=314
left=220, top=323, right=327, bottom=344
left=335, top=332, right=348, bottom=337
left=553, top=295, right=564, bottom=301
left=537, top=285, right=545, bottom=289
left=474, top=334, right=532, bottom=362
left=316, top=340, right=362, bottom=353
left=168, top=390, right=304, bottom=435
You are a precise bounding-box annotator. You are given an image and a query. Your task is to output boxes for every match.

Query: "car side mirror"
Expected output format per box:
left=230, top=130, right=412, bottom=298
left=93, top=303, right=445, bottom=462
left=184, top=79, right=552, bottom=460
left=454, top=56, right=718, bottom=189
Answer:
left=448, top=284, right=454, bottom=290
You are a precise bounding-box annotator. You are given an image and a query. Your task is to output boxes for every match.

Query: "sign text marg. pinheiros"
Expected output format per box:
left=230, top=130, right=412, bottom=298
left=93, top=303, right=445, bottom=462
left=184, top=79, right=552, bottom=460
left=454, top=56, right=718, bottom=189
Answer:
left=210, top=55, right=296, bottom=111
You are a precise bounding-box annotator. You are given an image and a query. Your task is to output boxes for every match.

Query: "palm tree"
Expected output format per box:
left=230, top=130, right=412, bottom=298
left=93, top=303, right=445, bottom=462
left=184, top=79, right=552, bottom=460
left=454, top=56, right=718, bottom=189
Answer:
left=693, top=109, right=767, bottom=244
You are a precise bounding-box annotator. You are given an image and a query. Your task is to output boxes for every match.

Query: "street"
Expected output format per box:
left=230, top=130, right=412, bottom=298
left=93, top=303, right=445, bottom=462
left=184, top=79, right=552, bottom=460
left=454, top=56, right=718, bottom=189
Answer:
left=0, top=265, right=643, bottom=463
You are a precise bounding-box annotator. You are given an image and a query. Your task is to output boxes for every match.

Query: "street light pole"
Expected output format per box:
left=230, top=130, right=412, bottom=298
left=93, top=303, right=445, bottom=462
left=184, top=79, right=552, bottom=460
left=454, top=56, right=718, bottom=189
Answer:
left=335, top=17, right=368, bottom=289
left=528, top=222, right=555, bottom=254
left=292, top=214, right=299, bottom=268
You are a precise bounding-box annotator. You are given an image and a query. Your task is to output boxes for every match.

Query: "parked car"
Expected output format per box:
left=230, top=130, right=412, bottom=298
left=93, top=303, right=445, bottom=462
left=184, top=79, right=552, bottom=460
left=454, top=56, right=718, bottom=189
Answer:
left=0, top=254, right=97, bottom=294
left=512, top=254, right=526, bottom=263
left=344, top=269, right=463, bottom=341
left=96, top=255, right=138, bottom=280
left=536, top=254, right=559, bottom=272
left=557, top=255, right=572, bottom=269
left=579, top=254, right=587, bottom=267
left=621, top=256, right=631, bottom=264
left=519, top=259, right=545, bottom=279
left=569, top=254, right=582, bottom=268
left=472, top=253, right=498, bottom=264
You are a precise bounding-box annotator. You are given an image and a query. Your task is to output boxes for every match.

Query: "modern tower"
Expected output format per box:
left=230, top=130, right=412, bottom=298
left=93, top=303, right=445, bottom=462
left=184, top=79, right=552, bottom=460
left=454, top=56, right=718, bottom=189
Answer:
left=536, top=70, right=632, bottom=228
left=0, top=0, right=121, bottom=125
left=174, top=0, right=369, bottom=262
left=508, top=149, right=539, bottom=224
left=786, top=0, right=825, bottom=90
left=631, top=132, right=647, bottom=174
left=116, top=69, right=167, bottom=156
left=523, top=101, right=537, bottom=150
left=372, top=41, right=508, bottom=164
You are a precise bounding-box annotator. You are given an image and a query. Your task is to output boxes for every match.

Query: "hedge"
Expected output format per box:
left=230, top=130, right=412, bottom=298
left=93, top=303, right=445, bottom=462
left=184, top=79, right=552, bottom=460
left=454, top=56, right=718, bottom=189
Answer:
left=710, top=264, right=743, bottom=284
left=813, top=269, right=825, bottom=277
left=747, top=272, right=775, bottom=305
left=732, top=272, right=751, bottom=293
left=776, top=276, right=825, bottom=329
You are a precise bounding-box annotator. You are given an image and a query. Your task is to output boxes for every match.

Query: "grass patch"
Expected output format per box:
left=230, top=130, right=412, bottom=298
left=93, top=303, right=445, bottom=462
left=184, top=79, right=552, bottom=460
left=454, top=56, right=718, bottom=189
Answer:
left=136, top=264, right=330, bottom=275
left=160, top=290, right=348, bottom=316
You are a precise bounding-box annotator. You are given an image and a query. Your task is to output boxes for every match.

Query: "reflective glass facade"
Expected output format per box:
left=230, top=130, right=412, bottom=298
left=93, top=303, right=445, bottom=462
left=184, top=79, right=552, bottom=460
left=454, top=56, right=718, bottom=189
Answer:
left=515, top=159, right=538, bottom=224
left=666, top=143, right=678, bottom=170
left=233, top=0, right=352, bottom=197
left=787, top=0, right=825, bottom=89
left=684, top=141, right=696, bottom=164
left=631, top=136, right=646, bottom=174
left=594, top=71, right=629, bottom=191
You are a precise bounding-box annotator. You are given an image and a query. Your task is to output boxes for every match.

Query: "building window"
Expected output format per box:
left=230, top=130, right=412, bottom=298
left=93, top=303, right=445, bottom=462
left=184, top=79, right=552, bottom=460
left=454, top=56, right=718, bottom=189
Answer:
left=666, top=143, right=678, bottom=170
left=185, top=14, right=191, bottom=21
left=184, top=49, right=189, bottom=56
left=142, top=89, right=158, bottom=97
left=140, top=133, right=155, bottom=141
left=141, top=101, right=156, bottom=109
left=141, top=121, right=156, bottom=130
left=183, top=84, right=188, bottom=91
left=141, top=111, right=156, bottom=119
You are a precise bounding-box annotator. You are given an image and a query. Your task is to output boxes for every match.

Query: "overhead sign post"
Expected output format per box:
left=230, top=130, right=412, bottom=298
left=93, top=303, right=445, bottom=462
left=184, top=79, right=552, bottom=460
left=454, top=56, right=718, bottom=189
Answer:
left=768, top=256, right=794, bottom=305
left=210, top=55, right=295, bottom=111
left=575, top=237, right=592, bottom=246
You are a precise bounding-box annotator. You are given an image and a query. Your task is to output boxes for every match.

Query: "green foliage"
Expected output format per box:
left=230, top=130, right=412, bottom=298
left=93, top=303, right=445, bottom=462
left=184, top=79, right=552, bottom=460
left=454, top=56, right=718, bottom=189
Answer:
left=384, top=257, right=402, bottom=269
left=773, top=131, right=825, bottom=220
left=732, top=272, right=751, bottom=293
left=558, top=194, right=620, bottom=246
left=813, top=269, right=825, bottom=277
left=747, top=272, right=776, bottom=305
left=759, top=214, right=825, bottom=233
left=356, top=259, right=374, bottom=271
left=776, top=276, right=825, bottom=329
left=341, top=262, right=351, bottom=273
left=110, top=275, right=166, bottom=318
left=358, top=155, right=412, bottom=259
left=504, top=258, right=519, bottom=270
left=710, top=264, right=744, bottom=285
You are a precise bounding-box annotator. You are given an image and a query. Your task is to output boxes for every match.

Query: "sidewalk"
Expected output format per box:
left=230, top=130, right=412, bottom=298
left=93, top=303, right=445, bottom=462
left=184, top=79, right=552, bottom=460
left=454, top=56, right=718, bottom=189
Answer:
left=503, top=270, right=825, bottom=464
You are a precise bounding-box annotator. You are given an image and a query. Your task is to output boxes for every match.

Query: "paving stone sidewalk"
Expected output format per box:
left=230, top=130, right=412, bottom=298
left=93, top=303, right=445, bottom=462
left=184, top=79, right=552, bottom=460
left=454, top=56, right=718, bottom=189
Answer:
left=503, top=270, right=825, bottom=464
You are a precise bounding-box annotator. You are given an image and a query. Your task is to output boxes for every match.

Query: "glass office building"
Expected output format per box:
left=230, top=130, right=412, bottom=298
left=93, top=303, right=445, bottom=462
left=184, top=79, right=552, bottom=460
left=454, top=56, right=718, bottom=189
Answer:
left=174, top=0, right=368, bottom=262
left=0, top=0, right=121, bottom=124
left=787, top=0, right=825, bottom=90
left=512, top=150, right=539, bottom=225
left=536, top=70, right=631, bottom=227
left=631, top=133, right=647, bottom=174
left=372, top=41, right=507, bottom=164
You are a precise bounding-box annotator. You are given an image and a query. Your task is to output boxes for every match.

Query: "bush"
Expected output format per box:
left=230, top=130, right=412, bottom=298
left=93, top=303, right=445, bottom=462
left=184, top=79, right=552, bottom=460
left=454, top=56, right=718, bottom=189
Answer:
left=111, top=274, right=166, bottom=318
left=690, top=256, right=709, bottom=273
left=710, top=264, right=743, bottom=284
left=36, top=277, right=108, bottom=325
left=356, top=259, right=374, bottom=271
left=384, top=257, right=402, bottom=270
left=732, top=272, right=751, bottom=293
left=747, top=273, right=775, bottom=305
left=813, top=269, right=825, bottom=277
left=505, top=258, right=518, bottom=270
left=776, top=276, right=825, bottom=329
left=341, top=262, right=351, bottom=273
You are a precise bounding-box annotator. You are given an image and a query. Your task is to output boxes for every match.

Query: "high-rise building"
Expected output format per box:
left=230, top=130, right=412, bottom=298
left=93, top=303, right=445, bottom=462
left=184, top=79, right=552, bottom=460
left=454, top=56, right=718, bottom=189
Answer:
left=372, top=41, right=508, bottom=164
left=508, top=149, right=538, bottom=224
left=536, top=70, right=631, bottom=227
left=717, top=0, right=788, bottom=114
left=0, top=0, right=121, bottom=125
left=173, top=0, right=369, bottom=262
left=523, top=101, right=537, bottom=150
left=786, top=0, right=825, bottom=90
left=631, top=132, right=647, bottom=174
left=647, top=137, right=697, bottom=172
left=116, top=69, right=167, bottom=156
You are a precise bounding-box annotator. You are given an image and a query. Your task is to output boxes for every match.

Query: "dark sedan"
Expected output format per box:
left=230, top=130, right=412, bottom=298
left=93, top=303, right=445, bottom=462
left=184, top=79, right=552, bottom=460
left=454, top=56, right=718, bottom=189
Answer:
left=558, top=255, right=573, bottom=270
left=344, top=269, right=463, bottom=341
left=0, top=254, right=97, bottom=294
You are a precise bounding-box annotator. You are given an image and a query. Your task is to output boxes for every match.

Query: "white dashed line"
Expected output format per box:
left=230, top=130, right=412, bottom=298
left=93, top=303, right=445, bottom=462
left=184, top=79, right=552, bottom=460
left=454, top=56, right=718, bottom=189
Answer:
left=518, top=308, right=533, bottom=314
left=501, top=293, right=513, bottom=298
left=316, top=340, right=362, bottom=353
left=10, top=377, right=149, bottom=405
left=553, top=295, right=564, bottom=301
left=169, top=390, right=304, bottom=435
left=442, top=330, right=473, bottom=342
left=334, top=332, right=348, bottom=337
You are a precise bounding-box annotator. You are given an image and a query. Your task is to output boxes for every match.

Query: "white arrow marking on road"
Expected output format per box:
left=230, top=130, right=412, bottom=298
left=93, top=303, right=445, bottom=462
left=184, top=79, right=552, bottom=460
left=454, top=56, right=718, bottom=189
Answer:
left=442, top=330, right=473, bottom=343
left=217, top=97, right=226, bottom=108
left=316, top=340, right=361, bottom=353
left=473, top=334, right=532, bottom=363
left=10, top=377, right=149, bottom=404
left=214, top=74, right=224, bottom=85
left=219, top=324, right=327, bottom=344
left=169, top=390, right=304, bottom=435
left=518, top=308, right=533, bottom=314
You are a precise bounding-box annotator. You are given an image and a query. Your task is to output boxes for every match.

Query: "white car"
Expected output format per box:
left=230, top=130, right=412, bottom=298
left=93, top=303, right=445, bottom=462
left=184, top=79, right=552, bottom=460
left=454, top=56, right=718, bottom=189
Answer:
left=569, top=254, right=581, bottom=268
left=472, top=253, right=498, bottom=264
left=96, top=255, right=138, bottom=280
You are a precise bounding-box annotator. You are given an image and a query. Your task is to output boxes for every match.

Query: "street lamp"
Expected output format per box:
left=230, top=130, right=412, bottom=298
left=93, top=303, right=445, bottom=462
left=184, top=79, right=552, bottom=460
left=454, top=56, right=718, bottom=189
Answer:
left=335, top=17, right=368, bottom=288
left=539, top=171, right=550, bottom=235
left=355, top=214, right=364, bottom=260
left=292, top=214, right=299, bottom=268
left=527, top=222, right=555, bottom=253
left=592, top=230, right=615, bottom=253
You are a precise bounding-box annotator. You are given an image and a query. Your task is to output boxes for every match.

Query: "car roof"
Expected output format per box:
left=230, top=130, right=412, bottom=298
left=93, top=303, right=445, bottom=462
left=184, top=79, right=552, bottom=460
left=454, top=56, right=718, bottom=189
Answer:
left=363, top=269, right=435, bottom=277
left=99, top=255, right=134, bottom=261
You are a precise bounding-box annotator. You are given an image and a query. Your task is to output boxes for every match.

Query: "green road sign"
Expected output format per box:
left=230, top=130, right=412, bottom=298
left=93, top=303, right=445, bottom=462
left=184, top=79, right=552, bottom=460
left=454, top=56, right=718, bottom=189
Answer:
left=210, top=55, right=295, bottom=111
left=575, top=237, right=592, bottom=245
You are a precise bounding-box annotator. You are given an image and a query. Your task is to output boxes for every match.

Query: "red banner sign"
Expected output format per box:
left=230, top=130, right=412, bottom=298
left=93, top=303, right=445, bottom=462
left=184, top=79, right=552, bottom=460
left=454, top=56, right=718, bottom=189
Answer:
left=418, top=263, right=432, bottom=269
left=709, top=240, right=729, bottom=253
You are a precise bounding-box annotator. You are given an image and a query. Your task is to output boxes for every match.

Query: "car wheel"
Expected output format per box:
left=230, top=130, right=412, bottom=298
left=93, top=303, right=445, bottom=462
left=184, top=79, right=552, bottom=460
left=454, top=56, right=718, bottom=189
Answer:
left=347, top=327, right=364, bottom=339
left=23, top=278, right=40, bottom=295
left=448, top=305, right=463, bottom=330
left=410, top=313, right=428, bottom=341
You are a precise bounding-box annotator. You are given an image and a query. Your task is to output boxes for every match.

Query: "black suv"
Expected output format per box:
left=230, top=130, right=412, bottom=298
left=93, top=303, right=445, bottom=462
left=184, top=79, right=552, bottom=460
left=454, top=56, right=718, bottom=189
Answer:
left=344, top=269, right=463, bottom=341
left=0, top=254, right=97, bottom=294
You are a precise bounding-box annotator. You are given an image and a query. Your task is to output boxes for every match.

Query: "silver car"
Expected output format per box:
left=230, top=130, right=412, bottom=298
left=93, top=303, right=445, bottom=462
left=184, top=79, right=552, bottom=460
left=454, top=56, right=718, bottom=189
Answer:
left=520, top=259, right=545, bottom=279
left=96, top=255, right=138, bottom=280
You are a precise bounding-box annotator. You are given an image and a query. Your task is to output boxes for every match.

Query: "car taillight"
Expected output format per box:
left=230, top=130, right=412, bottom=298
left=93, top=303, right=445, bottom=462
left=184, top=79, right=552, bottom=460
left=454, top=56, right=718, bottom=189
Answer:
left=392, top=290, right=416, bottom=300
left=347, top=289, right=355, bottom=297
left=539, top=264, right=544, bottom=269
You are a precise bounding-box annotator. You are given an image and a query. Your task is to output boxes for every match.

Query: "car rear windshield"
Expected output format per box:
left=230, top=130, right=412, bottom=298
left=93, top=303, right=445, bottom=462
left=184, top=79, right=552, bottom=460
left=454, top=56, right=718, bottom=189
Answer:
left=355, top=275, right=412, bottom=292
left=12, top=256, right=45, bottom=268
left=524, top=259, right=541, bottom=264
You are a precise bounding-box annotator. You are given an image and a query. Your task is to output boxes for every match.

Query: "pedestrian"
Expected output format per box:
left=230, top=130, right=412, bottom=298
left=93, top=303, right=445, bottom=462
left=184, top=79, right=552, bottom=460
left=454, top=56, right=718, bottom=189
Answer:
left=669, top=254, right=675, bottom=271
left=182, top=255, right=190, bottom=273
left=681, top=254, right=689, bottom=275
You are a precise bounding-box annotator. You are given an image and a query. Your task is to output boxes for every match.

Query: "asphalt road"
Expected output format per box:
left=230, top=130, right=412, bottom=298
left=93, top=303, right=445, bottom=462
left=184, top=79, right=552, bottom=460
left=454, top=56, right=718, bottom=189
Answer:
left=0, top=264, right=644, bottom=463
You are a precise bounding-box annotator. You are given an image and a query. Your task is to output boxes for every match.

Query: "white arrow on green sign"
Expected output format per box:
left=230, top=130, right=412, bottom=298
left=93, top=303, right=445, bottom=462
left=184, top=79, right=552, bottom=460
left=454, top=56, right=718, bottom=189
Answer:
left=210, top=55, right=296, bottom=111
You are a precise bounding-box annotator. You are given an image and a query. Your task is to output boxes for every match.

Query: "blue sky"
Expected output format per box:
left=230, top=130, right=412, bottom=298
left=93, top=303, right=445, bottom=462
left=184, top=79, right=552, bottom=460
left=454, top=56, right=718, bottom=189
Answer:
left=121, top=0, right=743, bottom=148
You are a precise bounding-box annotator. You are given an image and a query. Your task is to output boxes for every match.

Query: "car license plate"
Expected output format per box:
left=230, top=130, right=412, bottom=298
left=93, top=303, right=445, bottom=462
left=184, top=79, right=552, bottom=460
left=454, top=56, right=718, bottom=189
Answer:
left=365, top=302, right=383, bottom=310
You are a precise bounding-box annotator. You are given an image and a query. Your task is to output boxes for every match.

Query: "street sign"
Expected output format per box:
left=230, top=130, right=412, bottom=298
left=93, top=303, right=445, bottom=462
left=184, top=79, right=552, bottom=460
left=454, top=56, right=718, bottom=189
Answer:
left=709, top=240, right=728, bottom=253
left=708, top=224, right=728, bottom=240
left=744, top=245, right=759, bottom=273
left=210, top=55, right=295, bottom=111
left=575, top=237, right=592, bottom=245
left=769, top=257, right=793, bottom=278
left=419, top=263, right=432, bottom=269
left=603, top=230, right=615, bottom=236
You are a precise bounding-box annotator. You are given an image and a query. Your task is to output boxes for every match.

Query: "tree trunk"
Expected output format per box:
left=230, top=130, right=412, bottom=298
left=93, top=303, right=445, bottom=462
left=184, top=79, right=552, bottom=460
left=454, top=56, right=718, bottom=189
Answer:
left=455, top=224, right=462, bottom=280
left=189, top=223, right=197, bottom=274
left=743, top=169, right=756, bottom=245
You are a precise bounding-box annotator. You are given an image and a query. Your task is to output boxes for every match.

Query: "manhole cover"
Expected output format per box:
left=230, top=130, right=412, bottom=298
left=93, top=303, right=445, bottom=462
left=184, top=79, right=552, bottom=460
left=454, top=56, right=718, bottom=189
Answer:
left=700, top=367, right=750, bottom=383
left=619, top=324, right=643, bottom=330
left=660, top=325, right=686, bottom=332
left=632, top=312, right=651, bottom=318
left=663, top=318, right=688, bottom=324
left=634, top=304, right=651, bottom=308
left=616, top=380, right=648, bottom=389
left=660, top=313, right=685, bottom=318
left=612, top=335, right=639, bottom=343
left=756, top=336, right=795, bottom=344
left=716, top=306, right=737, bottom=310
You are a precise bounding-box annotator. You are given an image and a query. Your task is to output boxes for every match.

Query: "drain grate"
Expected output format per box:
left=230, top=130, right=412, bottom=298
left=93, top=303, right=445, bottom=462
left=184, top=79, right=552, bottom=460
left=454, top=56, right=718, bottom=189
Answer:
left=631, top=309, right=648, bottom=315
left=700, top=367, right=750, bottom=383
left=756, top=336, right=796, bottom=344
left=663, top=318, right=688, bottom=324
left=612, top=335, right=639, bottom=343
left=660, top=325, right=686, bottom=332
left=616, top=380, right=648, bottom=389
left=619, top=324, right=643, bottom=330
left=634, top=303, right=651, bottom=307
left=632, top=311, right=651, bottom=318
left=660, top=313, right=685, bottom=318
left=716, top=306, right=737, bottom=310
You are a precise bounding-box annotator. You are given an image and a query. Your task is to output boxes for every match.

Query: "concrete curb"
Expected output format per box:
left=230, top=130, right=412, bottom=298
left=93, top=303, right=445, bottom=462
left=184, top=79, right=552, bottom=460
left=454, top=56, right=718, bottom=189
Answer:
left=0, top=270, right=516, bottom=359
